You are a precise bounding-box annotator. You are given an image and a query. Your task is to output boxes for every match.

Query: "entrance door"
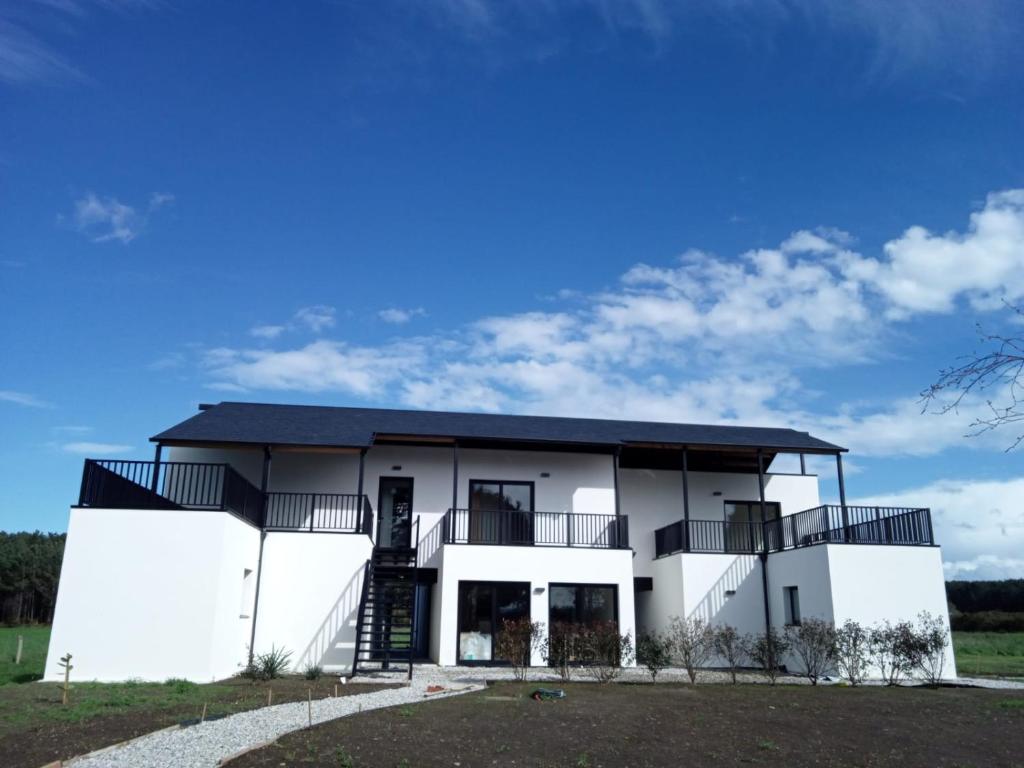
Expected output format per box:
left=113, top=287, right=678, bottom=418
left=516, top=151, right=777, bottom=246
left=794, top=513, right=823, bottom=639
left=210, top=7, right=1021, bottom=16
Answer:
left=378, top=477, right=414, bottom=548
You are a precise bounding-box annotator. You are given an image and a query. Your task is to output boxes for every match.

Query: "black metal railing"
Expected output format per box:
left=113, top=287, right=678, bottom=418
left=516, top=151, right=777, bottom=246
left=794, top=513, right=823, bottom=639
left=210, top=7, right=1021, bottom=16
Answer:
left=442, top=508, right=629, bottom=549
left=264, top=492, right=373, bottom=534
left=654, top=505, right=933, bottom=557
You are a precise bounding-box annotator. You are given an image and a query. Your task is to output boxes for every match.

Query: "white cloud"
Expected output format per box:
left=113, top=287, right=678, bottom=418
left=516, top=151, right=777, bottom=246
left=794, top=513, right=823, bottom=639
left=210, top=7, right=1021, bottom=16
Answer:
left=65, top=190, right=174, bottom=244
left=854, top=476, right=1024, bottom=580
left=379, top=307, right=427, bottom=324
left=294, top=305, right=336, bottom=333
left=62, top=441, right=133, bottom=455
left=250, top=324, right=286, bottom=340
left=0, top=390, right=51, bottom=408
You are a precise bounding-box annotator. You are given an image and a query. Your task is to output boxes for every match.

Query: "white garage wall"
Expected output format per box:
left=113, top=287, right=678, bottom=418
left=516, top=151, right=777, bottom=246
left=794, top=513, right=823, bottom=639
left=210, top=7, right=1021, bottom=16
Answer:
left=46, top=507, right=260, bottom=682
left=253, top=532, right=373, bottom=674
left=436, top=545, right=636, bottom=666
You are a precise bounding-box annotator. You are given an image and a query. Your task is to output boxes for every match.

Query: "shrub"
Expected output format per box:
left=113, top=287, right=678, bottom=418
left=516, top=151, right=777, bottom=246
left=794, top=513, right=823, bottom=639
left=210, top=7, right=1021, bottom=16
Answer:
left=712, top=625, right=745, bottom=684
left=164, top=678, right=198, bottom=694
left=494, top=617, right=545, bottom=681
left=785, top=618, right=836, bottom=685
left=913, top=611, right=950, bottom=685
left=869, top=621, right=918, bottom=686
left=242, top=645, right=293, bottom=681
left=637, top=632, right=673, bottom=682
left=578, top=621, right=634, bottom=683
left=746, top=627, right=791, bottom=685
left=834, top=619, right=870, bottom=686
left=544, top=622, right=582, bottom=682
left=668, top=615, right=714, bottom=683
left=303, top=662, right=323, bottom=681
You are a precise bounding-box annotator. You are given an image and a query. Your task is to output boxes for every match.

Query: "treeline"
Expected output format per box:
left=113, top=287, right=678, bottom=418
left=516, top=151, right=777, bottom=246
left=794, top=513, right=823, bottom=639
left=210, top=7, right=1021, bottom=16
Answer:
left=0, top=532, right=66, bottom=625
left=947, top=579, right=1024, bottom=632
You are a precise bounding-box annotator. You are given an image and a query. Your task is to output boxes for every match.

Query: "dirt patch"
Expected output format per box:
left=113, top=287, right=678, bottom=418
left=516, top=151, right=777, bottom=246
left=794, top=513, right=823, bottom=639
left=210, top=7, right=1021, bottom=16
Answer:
left=227, top=682, right=1024, bottom=768
left=0, top=677, right=396, bottom=768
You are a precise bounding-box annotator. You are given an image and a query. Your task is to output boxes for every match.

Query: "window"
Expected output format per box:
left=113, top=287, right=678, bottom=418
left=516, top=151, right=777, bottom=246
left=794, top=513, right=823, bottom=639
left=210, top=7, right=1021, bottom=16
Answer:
left=784, top=586, right=801, bottom=626
left=467, top=481, right=535, bottom=545
left=724, top=501, right=781, bottom=552
left=549, top=584, right=618, bottom=626
left=457, top=581, right=530, bottom=664
left=469, top=481, right=534, bottom=511
left=239, top=568, right=255, bottom=618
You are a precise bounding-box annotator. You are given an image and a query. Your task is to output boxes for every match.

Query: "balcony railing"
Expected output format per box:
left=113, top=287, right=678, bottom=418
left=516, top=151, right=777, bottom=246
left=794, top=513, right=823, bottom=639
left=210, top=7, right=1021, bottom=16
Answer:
left=77, top=459, right=372, bottom=534
left=654, top=505, right=933, bottom=557
left=265, top=492, right=373, bottom=534
left=443, top=508, right=629, bottom=549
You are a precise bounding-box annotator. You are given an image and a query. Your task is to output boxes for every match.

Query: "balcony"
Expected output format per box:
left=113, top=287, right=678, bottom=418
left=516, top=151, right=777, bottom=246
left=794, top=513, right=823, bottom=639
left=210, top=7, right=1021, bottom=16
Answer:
left=442, top=508, right=629, bottom=549
left=77, top=459, right=372, bottom=534
left=654, top=504, right=934, bottom=557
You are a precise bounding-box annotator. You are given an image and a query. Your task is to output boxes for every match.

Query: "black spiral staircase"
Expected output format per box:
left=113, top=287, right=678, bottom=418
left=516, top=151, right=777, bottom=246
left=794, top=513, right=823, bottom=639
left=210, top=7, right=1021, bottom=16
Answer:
left=351, top=534, right=419, bottom=678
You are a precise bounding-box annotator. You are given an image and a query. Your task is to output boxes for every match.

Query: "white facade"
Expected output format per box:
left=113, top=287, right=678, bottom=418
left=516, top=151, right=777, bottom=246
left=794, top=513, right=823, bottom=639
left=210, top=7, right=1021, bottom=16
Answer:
left=47, top=437, right=956, bottom=681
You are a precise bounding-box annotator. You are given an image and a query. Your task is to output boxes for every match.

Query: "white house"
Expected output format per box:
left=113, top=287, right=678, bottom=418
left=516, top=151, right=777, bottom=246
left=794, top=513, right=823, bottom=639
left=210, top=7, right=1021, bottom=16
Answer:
left=45, top=402, right=955, bottom=681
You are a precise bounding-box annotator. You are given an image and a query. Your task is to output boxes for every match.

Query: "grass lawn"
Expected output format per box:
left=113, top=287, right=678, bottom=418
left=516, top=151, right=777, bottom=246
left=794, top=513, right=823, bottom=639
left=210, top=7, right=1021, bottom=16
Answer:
left=0, top=626, right=50, bottom=685
left=229, top=682, right=1024, bottom=768
left=953, top=631, right=1024, bottom=678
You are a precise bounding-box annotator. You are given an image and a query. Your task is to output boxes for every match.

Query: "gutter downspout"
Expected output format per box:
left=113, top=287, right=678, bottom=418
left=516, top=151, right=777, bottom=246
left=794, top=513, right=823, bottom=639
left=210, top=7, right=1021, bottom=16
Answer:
left=756, top=450, right=772, bottom=638
left=247, top=445, right=272, bottom=666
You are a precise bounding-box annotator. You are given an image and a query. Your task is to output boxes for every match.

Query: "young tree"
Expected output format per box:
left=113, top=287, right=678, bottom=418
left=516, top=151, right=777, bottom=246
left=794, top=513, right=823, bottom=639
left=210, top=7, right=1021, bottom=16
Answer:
left=544, top=622, right=580, bottom=682
left=637, top=632, right=673, bottom=682
left=668, top=616, right=714, bottom=683
left=579, top=621, right=634, bottom=683
left=922, top=304, right=1024, bottom=451
left=746, top=627, right=791, bottom=685
left=833, top=619, right=870, bottom=686
left=712, top=625, right=745, bottom=684
left=913, top=612, right=950, bottom=686
left=494, top=618, right=545, bottom=681
left=869, top=621, right=919, bottom=686
left=784, top=619, right=836, bottom=685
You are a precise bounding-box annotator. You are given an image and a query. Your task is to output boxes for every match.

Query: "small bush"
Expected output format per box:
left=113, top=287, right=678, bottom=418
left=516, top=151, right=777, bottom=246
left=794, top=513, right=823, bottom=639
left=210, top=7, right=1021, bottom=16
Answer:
left=578, top=621, right=634, bottom=683
left=834, top=619, right=870, bottom=686
left=637, top=632, right=673, bottom=682
left=494, top=617, right=545, bottom=681
left=913, top=611, right=950, bottom=685
left=746, top=627, right=791, bottom=684
left=545, top=622, right=582, bottom=682
left=712, top=625, right=745, bottom=684
left=164, top=678, right=198, bottom=694
left=869, top=621, right=918, bottom=686
left=303, top=662, right=323, bottom=681
left=785, top=618, right=836, bottom=685
left=243, top=645, right=293, bottom=681
left=668, top=615, right=714, bottom=683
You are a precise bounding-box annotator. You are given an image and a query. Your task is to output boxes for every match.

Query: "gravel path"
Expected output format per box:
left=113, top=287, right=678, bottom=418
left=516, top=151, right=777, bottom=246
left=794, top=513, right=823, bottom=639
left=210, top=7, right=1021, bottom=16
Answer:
left=69, top=672, right=483, bottom=768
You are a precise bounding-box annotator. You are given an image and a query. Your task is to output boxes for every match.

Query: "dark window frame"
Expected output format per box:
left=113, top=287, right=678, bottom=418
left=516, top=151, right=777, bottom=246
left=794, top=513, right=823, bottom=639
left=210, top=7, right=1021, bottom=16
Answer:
left=783, top=585, right=801, bottom=626
left=455, top=579, right=532, bottom=666
left=467, top=479, right=536, bottom=511
left=723, top=499, right=781, bottom=522
left=376, top=476, right=415, bottom=548
left=547, top=582, right=620, bottom=627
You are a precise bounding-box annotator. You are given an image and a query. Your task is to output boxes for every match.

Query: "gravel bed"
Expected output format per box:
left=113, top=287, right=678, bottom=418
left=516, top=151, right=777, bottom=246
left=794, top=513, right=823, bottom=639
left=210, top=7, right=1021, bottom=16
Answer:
left=69, top=671, right=483, bottom=768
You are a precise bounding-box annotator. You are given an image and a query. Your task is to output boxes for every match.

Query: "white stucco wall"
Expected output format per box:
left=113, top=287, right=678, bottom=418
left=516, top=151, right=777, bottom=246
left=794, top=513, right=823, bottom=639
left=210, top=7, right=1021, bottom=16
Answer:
left=46, top=507, right=260, bottom=682
left=253, top=532, right=373, bottom=674
left=435, top=545, right=636, bottom=666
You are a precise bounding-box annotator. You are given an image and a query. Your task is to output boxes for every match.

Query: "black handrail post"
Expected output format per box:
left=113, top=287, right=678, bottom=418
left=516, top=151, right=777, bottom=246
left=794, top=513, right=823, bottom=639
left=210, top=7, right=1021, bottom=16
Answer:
left=451, top=442, right=459, bottom=512
left=681, top=447, right=691, bottom=552
left=837, top=453, right=850, bottom=542
left=151, top=443, right=162, bottom=494
left=756, top=449, right=768, bottom=554
left=259, top=446, right=272, bottom=528
left=612, top=448, right=622, bottom=518
left=926, top=508, right=934, bottom=545
left=79, top=460, right=92, bottom=506
left=566, top=512, right=573, bottom=547
left=309, top=493, right=315, bottom=533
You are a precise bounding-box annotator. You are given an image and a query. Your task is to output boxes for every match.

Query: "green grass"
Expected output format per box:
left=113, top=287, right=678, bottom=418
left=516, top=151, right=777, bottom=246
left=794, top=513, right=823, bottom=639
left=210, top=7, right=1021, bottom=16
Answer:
left=0, top=626, right=50, bottom=685
left=953, top=631, right=1024, bottom=678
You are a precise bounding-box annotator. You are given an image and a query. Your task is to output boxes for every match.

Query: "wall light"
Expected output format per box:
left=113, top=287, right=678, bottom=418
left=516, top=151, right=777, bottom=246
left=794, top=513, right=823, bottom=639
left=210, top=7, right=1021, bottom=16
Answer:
left=533, top=587, right=546, bottom=594
left=391, top=465, right=402, bottom=471
left=712, top=491, right=723, bottom=496
left=540, top=472, right=550, bottom=478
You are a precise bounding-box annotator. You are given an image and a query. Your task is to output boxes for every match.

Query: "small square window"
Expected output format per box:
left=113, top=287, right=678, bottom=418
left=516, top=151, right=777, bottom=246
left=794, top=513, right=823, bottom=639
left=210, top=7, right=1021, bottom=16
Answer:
left=783, top=586, right=801, bottom=626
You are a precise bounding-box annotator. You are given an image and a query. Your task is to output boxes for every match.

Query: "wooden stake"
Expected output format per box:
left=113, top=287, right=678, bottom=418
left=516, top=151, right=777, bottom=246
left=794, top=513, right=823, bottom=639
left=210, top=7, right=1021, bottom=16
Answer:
left=201, top=702, right=207, bottom=722
left=334, top=683, right=338, bottom=698
left=307, top=688, right=313, bottom=728
left=267, top=688, right=273, bottom=706
left=15, top=635, right=23, bottom=665
left=58, top=653, right=73, bottom=705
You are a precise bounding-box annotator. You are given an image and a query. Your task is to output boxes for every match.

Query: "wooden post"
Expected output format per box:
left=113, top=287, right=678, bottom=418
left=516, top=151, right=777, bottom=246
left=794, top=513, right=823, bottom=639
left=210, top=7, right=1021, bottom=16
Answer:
left=201, top=702, right=207, bottom=722
left=58, top=653, right=73, bottom=705
left=15, top=635, right=23, bottom=665
left=334, top=683, right=338, bottom=698
left=267, top=688, right=273, bottom=706
left=307, top=688, right=313, bottom=727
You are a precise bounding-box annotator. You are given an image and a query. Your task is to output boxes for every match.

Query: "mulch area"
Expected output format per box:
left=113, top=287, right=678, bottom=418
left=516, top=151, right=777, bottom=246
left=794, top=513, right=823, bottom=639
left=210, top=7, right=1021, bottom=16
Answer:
left=0, top=678, right=396, bottom=768
left=228, top=681, right=1024, bottom=768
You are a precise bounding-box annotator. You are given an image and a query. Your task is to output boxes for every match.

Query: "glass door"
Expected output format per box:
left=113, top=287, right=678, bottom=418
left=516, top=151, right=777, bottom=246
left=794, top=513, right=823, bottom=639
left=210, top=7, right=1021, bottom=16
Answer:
left=468, top=480, right=534, bottom=545
left=377, top=477, right=414, bottom=548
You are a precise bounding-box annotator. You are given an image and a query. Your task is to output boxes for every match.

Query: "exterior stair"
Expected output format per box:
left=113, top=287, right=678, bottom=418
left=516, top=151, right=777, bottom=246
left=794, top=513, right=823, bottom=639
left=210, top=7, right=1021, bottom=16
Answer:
left=351, top=547, right=418, bottom=678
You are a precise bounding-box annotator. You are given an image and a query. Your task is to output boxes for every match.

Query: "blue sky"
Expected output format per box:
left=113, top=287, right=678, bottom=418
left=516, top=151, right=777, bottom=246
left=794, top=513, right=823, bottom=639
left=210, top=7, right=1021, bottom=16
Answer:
left=2, top=0, right=1023, bottom=578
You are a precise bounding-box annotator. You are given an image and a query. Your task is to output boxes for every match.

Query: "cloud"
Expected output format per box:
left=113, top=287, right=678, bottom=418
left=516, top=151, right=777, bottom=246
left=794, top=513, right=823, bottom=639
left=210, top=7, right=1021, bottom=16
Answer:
left=0, top=390, right=51, bottom=408
left=854, top=476, right=1024, bottom=580
left=198, top=191, right=1024, bottom=458
left=62, top=441, right=133, bottom=455
left=379, top=307, right=427, bottom=325
left=250, top=324, right=286, bottom=340
left=294, top=305, right=336, bottom=333
left=64, top=191, right=173, bottom=244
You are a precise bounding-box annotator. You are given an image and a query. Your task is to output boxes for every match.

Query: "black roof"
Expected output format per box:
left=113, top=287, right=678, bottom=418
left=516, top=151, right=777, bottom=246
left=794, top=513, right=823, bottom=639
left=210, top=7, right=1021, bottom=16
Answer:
left=151, top=401, right=845, bottom=453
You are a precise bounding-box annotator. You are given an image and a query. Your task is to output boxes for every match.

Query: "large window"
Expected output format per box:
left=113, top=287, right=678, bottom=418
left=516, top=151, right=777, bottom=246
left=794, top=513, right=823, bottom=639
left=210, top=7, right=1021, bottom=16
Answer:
left=467, top=480, right=535, bottom=545
left=724, top=500, right=781, bottom=552
left=457, top=581, right=530, bottom=664
left=549, top=584, right=618, bottom=626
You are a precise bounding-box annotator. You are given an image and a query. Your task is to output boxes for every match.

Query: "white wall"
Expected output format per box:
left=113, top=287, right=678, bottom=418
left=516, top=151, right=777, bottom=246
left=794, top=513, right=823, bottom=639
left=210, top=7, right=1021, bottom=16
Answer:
left=253, top=532, right=373, bottom=674
left=46, top=507, right=260, bottom=682
left=436, top=545, right=636, bottom=666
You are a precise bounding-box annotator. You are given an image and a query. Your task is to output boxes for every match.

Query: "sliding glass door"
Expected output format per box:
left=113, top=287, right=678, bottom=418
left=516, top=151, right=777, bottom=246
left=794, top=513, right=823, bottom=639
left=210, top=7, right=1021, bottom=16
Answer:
left=457, top=581, right=530, bottom=664
left=468, top=480, right=534, bottom=545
